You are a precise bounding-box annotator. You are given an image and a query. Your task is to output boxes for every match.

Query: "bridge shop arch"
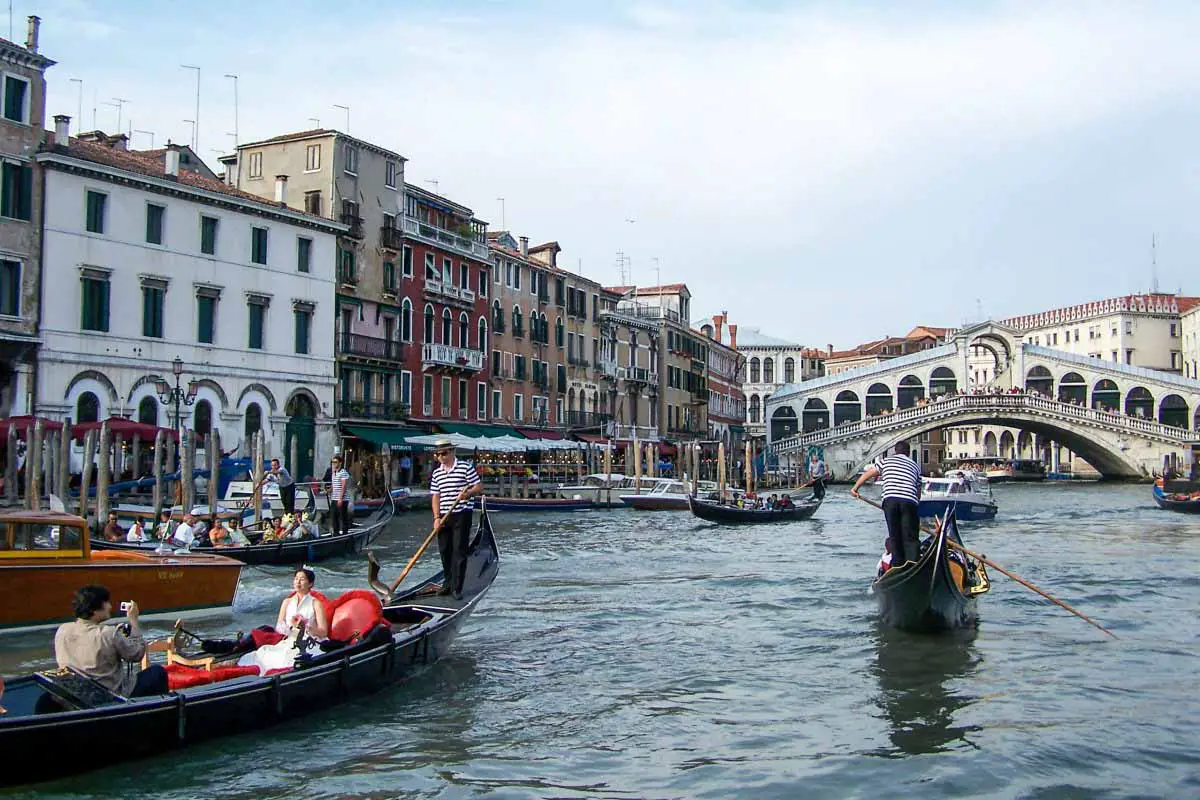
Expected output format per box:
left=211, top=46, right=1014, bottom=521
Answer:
left=1125, top=386, right=1153, bottom=420
left=983, top=431, right=997, bottom=457
left=866, top=383, right=893, bottom=416
left=897, top=375, right=925, bottom=410
left=999, top=431, right=1015, bottom=459
left=771, top=406, right=799, bottom=440
left=802, top=398, right=829, bottom=433
left=929, top=367, right=957, bottom=398
left=834, top=390, right=862, bottom=426
left=1026, top=365, right=1053, bottom=397
left=1159, top=394, right=1188, bottom=428
left=1092, top=379, right=1119, bottom=412
left=1058, top=372, right=1086, bottom=404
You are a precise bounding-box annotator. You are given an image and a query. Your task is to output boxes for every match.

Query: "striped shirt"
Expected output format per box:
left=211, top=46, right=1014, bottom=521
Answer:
left=873, top=454, right=922, bottom=505
left=431, top=459, right=482, bottom=514
left=330, top=468, right=351, bottom=501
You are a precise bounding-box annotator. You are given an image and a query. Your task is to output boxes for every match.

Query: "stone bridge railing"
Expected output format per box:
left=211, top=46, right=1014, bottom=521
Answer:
left=771, top=392, right=1196, bottom=453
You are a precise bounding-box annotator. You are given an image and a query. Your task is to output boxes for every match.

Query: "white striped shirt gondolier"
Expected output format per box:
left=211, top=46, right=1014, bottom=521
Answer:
left=330, top=468, right=351, bottom=501
left=873, top=454, right=922, bottom=504
left=431, top=460, right=482, bottom=514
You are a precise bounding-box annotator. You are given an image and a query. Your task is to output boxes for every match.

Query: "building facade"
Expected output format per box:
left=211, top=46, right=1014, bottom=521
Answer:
left=695, top=312, right=746, bottom=448
left=36, top=124, right=342, bottom=479
left=0, top=18, right=53, bottom=417
left=737, top=328, right=825, bottom=441
left=1183, top=303, right=1200, bottom=380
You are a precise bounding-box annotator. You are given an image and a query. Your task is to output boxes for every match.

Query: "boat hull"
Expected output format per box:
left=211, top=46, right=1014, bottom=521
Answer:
left=0, top=509, right=500, bottom=788
left=918, top=499, right=997, bottom=521
left=687, top=495, right=822, bottom=524
left=1152, top=484, right=1200, bottom=513
left=484, top=497, right=594, bottom=512
left=620, top=495, right=690, bottom=511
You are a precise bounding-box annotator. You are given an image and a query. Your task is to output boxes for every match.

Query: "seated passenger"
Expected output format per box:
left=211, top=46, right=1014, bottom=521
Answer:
left=163, top=513, right=197, bottom=551
left=125, top=518, right=151, bottom=543
left=227, top=517, right=251, bottom=547
left=274, top=567, right=329, bottom=639
left=209, top=518, right=231, bottom=547
left=300, top=512, right=321, bottom=540
left=876, top=540, right=894, bottom=578
left=153, top=510, right=175, bottom=542
left=54, top=585, right=168, bottom=697
left=102, top=512, right=125, bottom=542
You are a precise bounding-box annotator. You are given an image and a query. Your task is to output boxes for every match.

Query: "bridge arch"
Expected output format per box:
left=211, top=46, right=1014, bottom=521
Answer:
left=1159, top=394, right=1188, bottom=428
left=802, top=398, right=829, bottom=433
left=897, top=375, right=924, bottom=409
left=1017, top=430, right=1034, bottom=459
left=983, top=431, right=997, bottom=457
left=1058, top=372, right=1086, bottom=404
left=771, top=405, right=798, bottom=440
left=999, top=431, right=1015, bottom=459
left=1026, top=365, right=1053, bottom=397
left=929, top=367, right=957, bottom=397
left=866, top=383, right=892, bottom=416
left=834, top=390, right=861, bottom=426
left=1092, top=379, right=1119, bottom=412
left=1125, top=386, right=1153, bottom=419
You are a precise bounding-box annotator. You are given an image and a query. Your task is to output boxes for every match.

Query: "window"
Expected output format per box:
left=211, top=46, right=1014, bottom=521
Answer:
left=344, top=144, right=358, bottom=175
left=138, top=396, right=158, bottom=426
left=555, top=317, right=564, bottom=347
left=248, top=296, right=268, bottom=350
left=305, top=144, right=321, bottom=171
left=400, top=370, right=412, bottom=406
left=84, top=190, right=107, bottom=233
left=749, top=357, right=760, bottom=383
left=401, top=246, right=413, bottom=278
left=425, top=253, right=437, bottom=281
left=145, top=203, right=165, bottom=244
left=479, top=268, right=488, bottom=297
left=293, top=302, right=314, bottom=354
left=442, top=257, right=453, bottom=286
left=478, top=317, right=487, bottom=354
left=784, top=358, right=795, bottom=383
left=0, top=162, right=32, bottom=220
left=513, top=263, right=521, bottom=291
left=339, top=248, right=357, bottom=283
left=0, top=259, right=18, bottom=316
left=1170, top=323, right=1179, bottom=337
left=460, top=263, right=469, bottom=289
left=200, top=215, right=218, bottom=255
left=141, top=283, right=165, bottom=338
left=385, top=160, right=397, bottom=188
left=459, top=312, right=469, bottom=348
left=297, top=236, right=312, bottom=273
left=304, top=191, right=322, bottom=216
left=76, top=392, right=99, bottom=424
left=491, top=389, right=501, bottom=418
left=422, top=375, right=433, bottom=415
left=251, top=227, right=268, bottom=265
left=458, top=379, right=468, bottom=419
left=196, top=291, right=219, bottom=344
left=80, top=270, right=110, bottom=332
left=477, top=383, right=486, bottom=420
left=2, top=75, right=29, bottom=122
left=513, top=393, right=524, bottom=421
left=383, top=261, right=396, bottom=293
left=441, top=376, right=451, bottom=415
left=401, top=298, right=412, bottom=341
left=441, top=308, right=452, bottom=344
left=247, top=151, right=262, bottom=179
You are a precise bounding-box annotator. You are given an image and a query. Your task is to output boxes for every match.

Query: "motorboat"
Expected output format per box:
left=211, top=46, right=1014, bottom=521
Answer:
left=620, top=480, right=695, bottom=511
left=918, top=472, right=998, bottom=522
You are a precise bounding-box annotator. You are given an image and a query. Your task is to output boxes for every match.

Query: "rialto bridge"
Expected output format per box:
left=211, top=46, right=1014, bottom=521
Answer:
left=765, top=322, right=1200, bottom=479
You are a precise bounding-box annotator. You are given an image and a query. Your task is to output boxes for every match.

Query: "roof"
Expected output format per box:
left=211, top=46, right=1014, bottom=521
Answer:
left=905, top=325, right=953, bottom=339
left=603, top=284, right=690, bottom=298
left=43, top=136, right=340, bottom=228
left=0, top=35, right=54, bottom=68
left=406, top=182, right=477, bottom=219
left=1001, top=293, right=1200, bottom=330
left=0, top=509, right=84, bottom=525
left=733, top=327, right=802, bottom=348
left=237, top=128, right=406, bottom=161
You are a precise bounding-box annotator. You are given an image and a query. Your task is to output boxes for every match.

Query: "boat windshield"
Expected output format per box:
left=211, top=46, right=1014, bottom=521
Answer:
left=1, top=521, right=82, bottom=552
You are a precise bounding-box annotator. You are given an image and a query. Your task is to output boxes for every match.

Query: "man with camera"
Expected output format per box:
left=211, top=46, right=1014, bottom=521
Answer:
left=54, top=585, right=169, bottom=697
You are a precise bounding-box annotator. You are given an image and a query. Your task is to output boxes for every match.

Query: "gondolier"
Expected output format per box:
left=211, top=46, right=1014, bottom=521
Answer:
left=808, top=453, right=828, bottom=500
left=851, top=441, right=922, bottom=566
left=259, top=458, right=296, bottom=513
left=430, top=439, right=483, bottom=599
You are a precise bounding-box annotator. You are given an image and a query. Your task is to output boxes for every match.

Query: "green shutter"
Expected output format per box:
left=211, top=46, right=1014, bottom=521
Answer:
left=16, top=165, right=31, bottom=221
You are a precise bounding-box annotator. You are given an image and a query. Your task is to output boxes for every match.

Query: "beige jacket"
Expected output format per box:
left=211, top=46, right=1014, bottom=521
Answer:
left=54, top=618, right=146, bottom=696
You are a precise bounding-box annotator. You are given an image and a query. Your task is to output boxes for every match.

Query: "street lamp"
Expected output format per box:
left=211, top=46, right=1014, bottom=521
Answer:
left=155, top=357, right=199, bottom=435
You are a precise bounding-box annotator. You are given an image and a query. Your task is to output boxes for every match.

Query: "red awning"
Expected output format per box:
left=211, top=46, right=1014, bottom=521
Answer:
left=516, top=428, right=564, bottom=440
left=73, top=417, right=179, bottom=442
left=658, top=441, right=678, bottom=456
left=0, top=416, right=64, bottom=443
left=575, top=434, right=611, bottom=444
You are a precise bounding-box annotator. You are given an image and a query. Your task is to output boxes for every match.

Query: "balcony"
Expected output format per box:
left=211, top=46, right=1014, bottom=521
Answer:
left=604, top=303, right=681, bottom=324
left=422, top=342, right=484, bottom=371
left=336, top=400, right=411, bottom=421
left=402, top=215, right=489, bottom=260
left=380, top=226, right=403, bottom=251
left=340, top=213, right=364, bottom=239
left=564, top=411, right=612, bottom=430
left=618, top=366, right=656, bottom=385
left=597, top=360, right=619, bottom=380
left=610, top=423, right=659, bottom=441
left=567, top=354, right=589, bottom=367
left=340, top=333, right=405, bottom=362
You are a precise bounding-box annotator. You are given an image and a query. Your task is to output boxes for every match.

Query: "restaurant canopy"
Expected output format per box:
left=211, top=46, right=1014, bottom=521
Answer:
left=72, top=417, right=179, bottom=442
left=0, top=416, right=64, bottom=444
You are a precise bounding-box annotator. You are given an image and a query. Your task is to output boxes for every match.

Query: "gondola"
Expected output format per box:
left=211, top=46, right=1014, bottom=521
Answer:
left=1152, top=482, right=1200, bottom=513
left=90, top=491, right=396, bottom=566
left=686, top=493, right=822, bottom=524
left=0, top=503, right=500, bottom=788
left=871, top=508, right=991, bottom=633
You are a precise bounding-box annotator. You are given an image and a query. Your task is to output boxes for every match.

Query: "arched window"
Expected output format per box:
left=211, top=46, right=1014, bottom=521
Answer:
left=423, top=304, right=434, bottom=343
left=629, top=332, right=638, bottom=366
left=783, top=357, right=795, bottom=384
left=478, top=317, right=488, bottom=354
left=492, top=299, right=503, bottom=329
left=749, top=357, right=761, bottom=383
left=459, top=312, right=469, bottom=348
left=244, top=403, right=262, bottom=440
left=137, top=396, right=158, bottom=426
left=540, top=312, right=549, bottom=344
left=749, top=394, right=760, bottom=423
left=441, top=308, right=452, bottom=344
left=76, top=391, right=99, bottom=424
left=400, top=298, right=412, bottom=342
left=555, top=317, right=564, bottom=347
left=512, top=305, right=522, bottom=336
left=193, top=399, right=212, bottom=445
left=764, top=358, right=775, bottom=384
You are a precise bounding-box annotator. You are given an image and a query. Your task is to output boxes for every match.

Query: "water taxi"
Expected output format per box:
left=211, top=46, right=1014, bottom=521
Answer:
left=918, top=472, right=998, bottom=522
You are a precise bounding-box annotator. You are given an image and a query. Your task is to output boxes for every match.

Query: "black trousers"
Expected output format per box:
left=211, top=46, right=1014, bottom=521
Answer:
left=130, top=664, right=169, bottom=697
left=280, top=483, right=296, bottom=514
left=332, top=500, right=351, bottom=536
left=437, top=510, right=473, bottom=597
left=882, top=498, right=920, bottom=564
left=812, top=478, right=826, bottom=500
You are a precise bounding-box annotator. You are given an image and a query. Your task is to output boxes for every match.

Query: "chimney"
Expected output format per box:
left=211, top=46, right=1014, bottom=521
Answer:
left=712, top=314, right=723, bottom=343
left=827, top=343, right=833, bottom=356
left=53, top=114, right=70, bottom=147
left=25, top=16, right=39, bottom=53
left=519, top=236, right=529, bottom=256
left=275, top=174, right=288, bottom=205
left=108, top=133, right=128, bottom=151
left=728, top=324, right=738, bottom=351
left=164, top=142, right=181, bottom=177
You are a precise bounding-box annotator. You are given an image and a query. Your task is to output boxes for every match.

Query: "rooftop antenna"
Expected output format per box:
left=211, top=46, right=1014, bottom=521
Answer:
left=496, top=197, right=505, bottom=230
left=424, top=179, right=439, bottom=194
left=651, top=256, right=662, bottom=309
left=615, top=251, right=625, bottom=284
left=975, top=298, right=984, bottom=323
left=1151, top=233, right=1159, bottom=294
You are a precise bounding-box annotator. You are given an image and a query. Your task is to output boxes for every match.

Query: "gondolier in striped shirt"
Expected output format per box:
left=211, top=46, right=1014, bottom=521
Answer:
left=851, top=441, right=922, bottom=566
left=327, top=456, right=352, bottom=537
left=430, top=439, right=483, bottom=599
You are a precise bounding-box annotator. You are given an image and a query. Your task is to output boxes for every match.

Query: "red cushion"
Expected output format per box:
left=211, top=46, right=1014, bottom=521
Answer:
left=165, top=663, right=260, bottom=690
left=327, top=589, right=389, bottom=642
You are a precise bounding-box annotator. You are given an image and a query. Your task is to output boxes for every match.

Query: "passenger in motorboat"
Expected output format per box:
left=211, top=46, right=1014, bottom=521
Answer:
left=102, top=511, right=125, bottom=542
left=208, top=517, right=231, bottom=547
left=53, top=585, right=168, bottom=697
left=153, top=509, right=175, bottom=542
left=160, top=513, right=197, bottom=551
left=125, top=517, right=151, bottom=543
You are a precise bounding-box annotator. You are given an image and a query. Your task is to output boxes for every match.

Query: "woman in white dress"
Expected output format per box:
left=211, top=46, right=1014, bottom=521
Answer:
left=273, top=567, right=329, bottom=639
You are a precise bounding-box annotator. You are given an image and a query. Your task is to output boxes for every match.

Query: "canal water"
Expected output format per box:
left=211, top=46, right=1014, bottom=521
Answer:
left=4, top=482, right=1198, bottom=798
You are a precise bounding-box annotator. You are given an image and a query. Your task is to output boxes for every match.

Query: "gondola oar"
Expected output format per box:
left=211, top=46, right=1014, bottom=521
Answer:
left=367, top=500, right=459, bottom=601
left=855, top=493, right=1117, bottom=639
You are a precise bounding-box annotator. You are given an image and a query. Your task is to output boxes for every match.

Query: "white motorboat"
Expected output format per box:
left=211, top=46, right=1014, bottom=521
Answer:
left=919, top=472, right=998, bottom=521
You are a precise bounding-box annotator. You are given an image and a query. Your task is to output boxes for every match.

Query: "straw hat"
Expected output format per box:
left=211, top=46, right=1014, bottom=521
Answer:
left=433, top=438, right=454, bottom=453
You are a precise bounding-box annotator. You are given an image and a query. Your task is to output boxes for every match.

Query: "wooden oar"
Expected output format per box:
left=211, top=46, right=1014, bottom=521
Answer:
left=367, top=501, right=458, bottom=601
left=854, top=493, right=1117, bottom=639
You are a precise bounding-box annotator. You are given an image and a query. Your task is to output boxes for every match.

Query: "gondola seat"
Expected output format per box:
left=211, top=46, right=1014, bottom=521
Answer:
left=326, top=589, right=390, bottom=645
left=165, top=663, right=262, bottom=689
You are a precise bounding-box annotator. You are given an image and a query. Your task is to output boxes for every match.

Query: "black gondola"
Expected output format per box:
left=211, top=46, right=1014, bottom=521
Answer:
left=1152, top=483, right=1200, bottom=513
left=871, top=508, right=990, bottom=632
left=0, top=505, right=500, bottom=788
left=90, top=493, right=395, bottom=566
left=686, top=493, right=822, bottom=525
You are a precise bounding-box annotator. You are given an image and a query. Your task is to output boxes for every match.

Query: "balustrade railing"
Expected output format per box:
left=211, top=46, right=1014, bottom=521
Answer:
left=422, top=342, right=484, bottom=371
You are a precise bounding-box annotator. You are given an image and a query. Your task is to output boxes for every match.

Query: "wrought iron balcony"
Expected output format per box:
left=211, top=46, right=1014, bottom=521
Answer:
left=336, top=400, right=411, bottom=421
left=340, top=333, right=404, bottom=362
left=564, top=411, right=612, bottom=430
left=339, top=213, right=364, bottom=239
left=379, top=226, right=403, bottom=250
left=402, top=215, right=489, bottom=260
left=422, top=342, right=484, bottom=371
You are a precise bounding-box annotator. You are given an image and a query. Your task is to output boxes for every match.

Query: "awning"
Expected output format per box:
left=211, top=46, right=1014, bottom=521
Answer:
left=342, top=425, right=434, bottom=451
left=659, top=441, right=678, bottom=456
left=575, top=434, right=611, bottom=444
left=517, top=428, right=563, bottom=440
left=0, top=416, right=64, bottom=444
left=438, top=422, right=527, bottom=439
left=728, top=425, right=746, bottom=437
left=72, top=416, right=177, bottom=442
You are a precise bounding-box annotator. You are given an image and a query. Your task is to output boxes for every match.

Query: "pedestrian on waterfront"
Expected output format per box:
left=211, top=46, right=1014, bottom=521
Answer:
left=429, top=439, right=483, bottom=599
left=259, top=458, right=296, bottom=514
left=327, top=456, right=352, bottom=537
left=850, top=441, right=922, bottom=566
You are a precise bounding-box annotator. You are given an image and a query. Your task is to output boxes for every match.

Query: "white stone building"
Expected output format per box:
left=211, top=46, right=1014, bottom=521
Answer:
left=1182, top=303, right=1200, bottom=381
left=34, top=119, right=344, bottom=480
left=737, top=328, right=825, bottom=440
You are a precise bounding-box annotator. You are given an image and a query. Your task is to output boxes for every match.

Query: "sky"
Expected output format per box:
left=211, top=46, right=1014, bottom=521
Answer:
left=22, top=0, right=1200, bottom=349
